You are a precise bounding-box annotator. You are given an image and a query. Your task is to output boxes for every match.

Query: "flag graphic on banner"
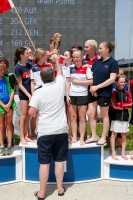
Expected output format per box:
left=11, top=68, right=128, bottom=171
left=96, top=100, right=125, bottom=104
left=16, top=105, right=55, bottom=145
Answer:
left=0, top=0, right=36, bottom=50
left=0, top=0, right=14, bottom=14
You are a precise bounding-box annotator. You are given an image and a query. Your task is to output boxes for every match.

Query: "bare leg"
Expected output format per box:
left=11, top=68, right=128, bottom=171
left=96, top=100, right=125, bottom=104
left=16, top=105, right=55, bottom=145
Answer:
left=89, top=111, right=98, bottom=138
left=0, top=114, right=5, bottom=146
left=24, top=116, right=34, bottom=142
left=55, top=161, right=65, bottom=194
left=6, top=110, right=14, bottom=147
left=111, top=131, right=119, bottom=160
left=30, top=116, right=37, bottom=138
left=121, top=133, right=128, bottom=160
left=12, top=110, right=15, bottom=145
left=36, top=164, right=50, bottom=198
left=78, top=105, right=87, bottom=146
left=2, top=109, right=6, bottom=144
left=86, top=101, right=98, bottom=142
left=66, top=103, right=72, bottom=141
left=19, top=100, right=30, bottom=144
left=97, top=106, right=109, bottom=144
left=68, top=105, right=78, bottom=143
left=3, top=125, right=6, bottom=141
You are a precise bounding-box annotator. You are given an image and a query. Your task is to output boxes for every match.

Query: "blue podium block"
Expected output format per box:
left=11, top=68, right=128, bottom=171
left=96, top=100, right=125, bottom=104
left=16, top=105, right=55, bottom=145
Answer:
left=110, top=165, right=133, bottom=180
left=21, top=140, right=104, bottom=183
left=0, top=158, right=15, bottom=183
left=0, top=146, right=22, bottom=185
left=63, top=147, right=101, bottom=182
left=104, top=151, right=133, bottom=181
left=25, top=148, right=39, bottom=181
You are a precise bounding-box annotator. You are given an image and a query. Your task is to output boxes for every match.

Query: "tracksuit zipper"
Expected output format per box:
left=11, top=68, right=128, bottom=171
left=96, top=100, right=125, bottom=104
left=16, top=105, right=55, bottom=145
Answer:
left=121, top=90, right=124, bottom=121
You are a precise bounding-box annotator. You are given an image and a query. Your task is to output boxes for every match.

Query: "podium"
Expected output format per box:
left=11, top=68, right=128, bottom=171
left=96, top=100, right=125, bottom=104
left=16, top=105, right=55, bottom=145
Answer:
left=1, top=141, right=133, bottom=185
left=104, top=151, right=133, bottom=181
left=0, top=146, right=22, bottom=185
left=20, top=140, right=104, bottom=183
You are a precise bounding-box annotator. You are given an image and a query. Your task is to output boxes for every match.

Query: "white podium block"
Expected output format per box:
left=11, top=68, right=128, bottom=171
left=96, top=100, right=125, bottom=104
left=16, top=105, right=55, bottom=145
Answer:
left=0, top=146, right=22, bottom=185
left=104, top=151, right=133, bottom=181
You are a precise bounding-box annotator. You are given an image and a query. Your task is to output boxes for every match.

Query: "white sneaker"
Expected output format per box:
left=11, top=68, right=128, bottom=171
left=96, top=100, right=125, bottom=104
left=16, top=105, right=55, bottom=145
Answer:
left=0, top=146, right=6, bottom=156
left=5, top=146, right=13, bottom=155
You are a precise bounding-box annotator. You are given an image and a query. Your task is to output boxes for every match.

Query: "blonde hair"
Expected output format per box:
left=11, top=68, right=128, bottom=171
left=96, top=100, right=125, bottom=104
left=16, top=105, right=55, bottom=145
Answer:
left=73, top=50, right=84, bottom=57
left=34, top=48, right=47, bottom=64
left=85, top=39, right=97, bottom=50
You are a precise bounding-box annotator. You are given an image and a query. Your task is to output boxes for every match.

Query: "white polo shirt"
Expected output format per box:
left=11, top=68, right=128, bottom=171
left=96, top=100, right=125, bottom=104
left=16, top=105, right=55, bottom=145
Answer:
left=66, top=65, right=93, bottom=96
left=30, top=62, right=53, bottom=89
left=29, top=75, right=68, bottom=138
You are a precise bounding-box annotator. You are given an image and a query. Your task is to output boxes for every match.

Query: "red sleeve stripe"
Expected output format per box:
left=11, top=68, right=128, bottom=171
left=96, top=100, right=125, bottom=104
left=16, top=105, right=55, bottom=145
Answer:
left=110, top=91, right=123, bottom=110
left=122, top=103, right=132, bottom=107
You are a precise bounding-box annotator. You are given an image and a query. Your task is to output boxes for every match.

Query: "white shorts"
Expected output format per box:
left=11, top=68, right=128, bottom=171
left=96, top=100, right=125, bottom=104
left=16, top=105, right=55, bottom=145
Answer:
left=110, top=120, right=129, bottom=133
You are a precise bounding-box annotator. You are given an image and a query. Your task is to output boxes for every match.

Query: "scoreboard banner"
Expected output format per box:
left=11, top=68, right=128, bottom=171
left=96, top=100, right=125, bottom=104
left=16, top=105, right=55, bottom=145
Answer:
left=0, top=0, right=115, bottom=71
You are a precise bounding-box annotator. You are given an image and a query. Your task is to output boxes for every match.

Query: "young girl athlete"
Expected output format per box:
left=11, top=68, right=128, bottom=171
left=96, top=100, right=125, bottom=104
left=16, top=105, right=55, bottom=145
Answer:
left=1, top=57, right=17, bottom=148
left=15, top=47, right=34, bottom=145
left=0, top=61, right=16, bottom=155
left=110, top=75, right=132, bottom=160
